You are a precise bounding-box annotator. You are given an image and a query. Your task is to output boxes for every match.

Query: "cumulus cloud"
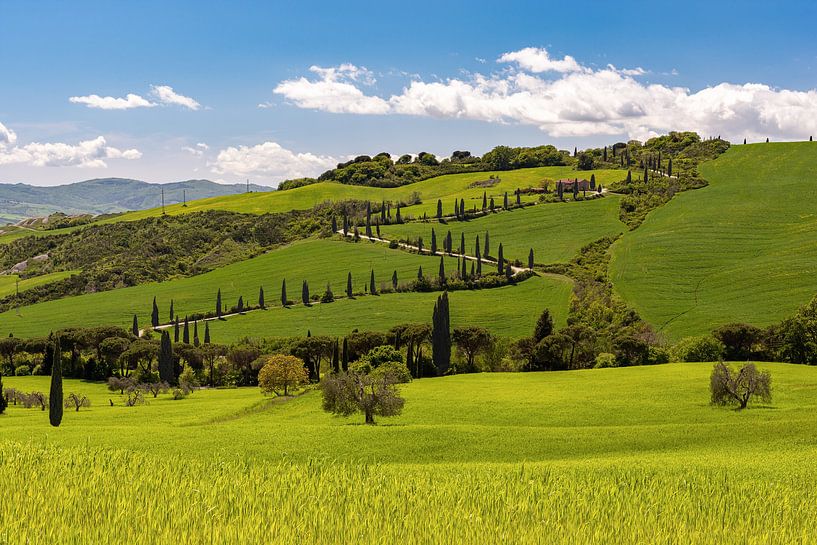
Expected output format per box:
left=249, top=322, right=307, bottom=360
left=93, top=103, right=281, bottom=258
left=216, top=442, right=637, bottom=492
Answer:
left=497, top=46, right=588, bottom=74
left=210, top=141, right=338, bottom=183
left=0, top=123, right=141, bottom=168
left=183, top=142, right=210, bottom=156
left=150, top=85, right=201, bottom=110
left=271, top=47, right=817, bottom=141
left=69, top=85, right=201, bottom=110
left=69, top=93, right=155, bottom=110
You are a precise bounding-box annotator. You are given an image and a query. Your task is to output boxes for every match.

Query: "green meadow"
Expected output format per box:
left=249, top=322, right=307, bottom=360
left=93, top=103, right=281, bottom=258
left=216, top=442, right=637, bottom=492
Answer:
left=0, top=270, right=78, bottom=299
left=611, top=142, right=817, bottom=339
left=2, top=363, right=817, bottom=544
left=380, top=195, right=625, bottom=265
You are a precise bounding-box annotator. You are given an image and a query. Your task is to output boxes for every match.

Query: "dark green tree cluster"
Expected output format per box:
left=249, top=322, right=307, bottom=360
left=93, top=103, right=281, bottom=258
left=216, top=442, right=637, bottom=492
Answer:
left=431, top=292, right=451, bottom=374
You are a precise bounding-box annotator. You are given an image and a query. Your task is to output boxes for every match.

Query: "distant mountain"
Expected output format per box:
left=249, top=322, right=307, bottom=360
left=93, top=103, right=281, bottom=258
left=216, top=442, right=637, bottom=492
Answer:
left=0, top=178, right=270, bottom=224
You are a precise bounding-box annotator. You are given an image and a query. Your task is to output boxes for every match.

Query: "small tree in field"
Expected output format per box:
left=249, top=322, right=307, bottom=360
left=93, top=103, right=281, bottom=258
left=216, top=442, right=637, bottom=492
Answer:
left=710, top=362, right=771, bottom=410
left=320, top=366, right=406, bottom=425
left=64, top=393, right=90, bottom=412
left=258, top=354, right=309, bottom=396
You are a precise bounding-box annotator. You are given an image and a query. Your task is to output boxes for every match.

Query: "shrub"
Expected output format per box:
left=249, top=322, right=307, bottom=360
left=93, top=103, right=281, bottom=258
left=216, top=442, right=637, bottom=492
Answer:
left=258, top=354, right=309, bottom=396
left=671, top=336, right=724, bottom=362
left=14, top=365, right=31, bottom=376
left=594, top=353, right=618, bottom=368
left=647, top=346, right=670, bottom=365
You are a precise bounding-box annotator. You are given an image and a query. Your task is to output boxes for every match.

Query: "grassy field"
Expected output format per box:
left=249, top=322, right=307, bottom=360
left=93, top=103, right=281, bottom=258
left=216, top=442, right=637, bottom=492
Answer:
left=611, top=142, right=817, bottom=340
left=91, top=167, right=626, bottom=224
left=0, top=238, right=571, bottom=339
left=380, top=195, right=624, bottom=265
left=0, top=239, right=465, bottom=338
left=0, top=270, right=78, bottom=299
left=204, top=273, right=572, bottom=342
left=2, top=363, right=817, bottom=543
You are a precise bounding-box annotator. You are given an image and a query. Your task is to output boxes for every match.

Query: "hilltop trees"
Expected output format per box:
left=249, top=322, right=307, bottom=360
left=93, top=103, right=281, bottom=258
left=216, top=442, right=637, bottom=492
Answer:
left=258, top=354, right=309, bottom=396
left=453, top=327, right=494, bottom=370
left=49, top=335, right=63, bottom=427
left=713, top=323, right=762, bottom=361
left=710, top=363, right=771, bottom=410
left=431, top=292, right=451, bottom=374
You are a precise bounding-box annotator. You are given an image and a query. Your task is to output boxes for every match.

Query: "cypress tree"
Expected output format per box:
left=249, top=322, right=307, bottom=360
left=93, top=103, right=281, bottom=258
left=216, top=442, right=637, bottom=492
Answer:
left=0, top=372, right=7, bottom=415
left=484, top=231, right=490, bottom=257
left=497, top=243, right=504, bottom=274
left=743, top=138, right=747, bottom=145
left=341, top=337, right=349, bottom=371
left=132, top=315, right=139, bottom=337
left=461, top=256, right=467, bottom=279
left=169, top=299, right=174, bottom=323
left=417, top=266, right=423, bottom=280
left=506, top=261, right=513, bottom=279
left=302, top=280, right=310, bottom=305
left=174, top=317, right=180, bottom=343
left=151, top=297, right=159, bottom=328
left=482, top=191, right=487, bottom=210
left=626, top=170, right=632, bottom=183
left=503, top=192, right=509, bottom=209
left=643, top=167, right=649, bottom=183
left=766, top=137, right=769, bottom=143
left=183, top=316, right=190, bottom=344
left=347, top=272, right=353, bottom=298
left=460, top=232, right=465, bottom=255
left=392, top=270, right=398, bottom=289
left=370, top=270, right=377, bottom=295
left=459, top=199, right=465, bottom=219
left=489, top=197, right=495, bottom=211
left=259, top=286, right=265, bottom=309
left=603, top=145, right=607, bottom=161
left=475, top=235, right=482, bottom=275
left=376, top=223, right=381, bottom=238
left=445, top=231, right=452, bottom=254
left=237, top=296, right=244, bottom=313
left=453, top=200, right=459, bottom=218
left=332, top=339, right=340, bottom=373
left=528, top=248, right=534, bottom=269
left=365, top=212, right=372, bottom=238
left=431, top=228, right=437, bottom=254
left=193, top=321, right=199, bottom=346
left=381, top=201, right=386, bottom=223
left=353, top=225, right=360, bottom=241
left=216, top=288, right=222, bottom=319
left=396, top=203, right=402, bottom=223
left=573, top=146, right=577, bottom=157
left=406, top=342, right=414, bottom=377
left=470, top=262, right=475, bottom=278
left=667, top=158, right=673, bottom=177
left=436, top=199, right=443, bottom=219
left=417, top=236, right=424, bottom=253
left=431, top=292, right=451, bottom=374
left=438, top=256, right=446, bottom=283
left=342, top=215, right=349, bottom=236
left=280, top=279, right=288, bottom=306
left=516, top=189, right=521, bottom=205
left=331, top=215, right=337, bottom=234
left=811, top=136, right=813, bottom=142
left=204, top=321, right=211, bottom=344
left=49, top=336, right=63, bottom=426
left=159, top=330, right=174, bottom=384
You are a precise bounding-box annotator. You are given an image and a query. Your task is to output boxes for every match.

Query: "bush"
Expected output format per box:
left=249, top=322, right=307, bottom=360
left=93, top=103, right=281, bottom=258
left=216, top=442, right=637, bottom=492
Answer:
left=647, top=346, right=670, bottom=365
left=593, top=353, right=618, bottom=368
left=671, top=336, right=724, bottom=362
left=14, top=365, right=32, bottom=376
left=32, top=364, right=45, bottom=376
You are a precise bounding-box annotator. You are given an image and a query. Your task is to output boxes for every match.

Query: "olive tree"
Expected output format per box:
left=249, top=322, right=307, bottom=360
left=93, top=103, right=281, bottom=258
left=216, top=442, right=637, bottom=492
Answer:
left=320, top=364, right=407, bottom=425
left=710, top=362, right=771, bottom=410
left=64, top=393, right=91, bottom=412
left=257, top=354, right=309, bottom=396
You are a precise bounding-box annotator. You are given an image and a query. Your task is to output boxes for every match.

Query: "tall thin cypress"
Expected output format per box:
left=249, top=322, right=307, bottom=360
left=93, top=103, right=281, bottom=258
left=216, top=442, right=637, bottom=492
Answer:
left=460, top=232, right=465, bottom=255
left=417, top=266, right=423, bottom=280
left=151, top=297, right=159, bottom=328
left=216, top=289, right=222, bottom=319
left=528, top=248, right=534, bottom=269
left=169, top=300, right=174, bottom=323
left=204, top=321, right=211, bottom=344
left=346, top=272, right=353, bottom=298
left=392, top=270, right=398, bottom=289
left=341, top=337, right=349, bottom=371
left=503, top=192, right=509, bottom=209
left=436, top=199, right=443, bottom=219
left=475, top=235, right=482, bottom=276
left=302, top=280, right=310, bottom=305
left=431, top=292, right=451, bottom=374
left=459, top=199, right=465, bottom=219
left=49, top=335, right=63, bottom=427
left=193, top=321, right=199, bottom=346
left=331, top=215, right=338, bottom=234
left=174, top=317, right=180, bottom=343
left=497, top=243, right=504, bottom=274
left=370, top=270, right=377, bottom=295
left=281, top=279, right=288, bottom=307
left=183, top=316, right=190, bottom=344
left=484, top=231, right=490, bottom=257
left=461, top=256, right=467, bottom=279
left=438, top=256, right=446, bottom=283
left=396, top=203, right=402, bottom=223
left=482, top=191, right=487, bottom=210
left=159, top=330, right=174, bottom=384
left=259, top=286, right=265, bottom=309
left=132, top=315, right=139, bottom=337
left=431, top=228, right=437, bottom=254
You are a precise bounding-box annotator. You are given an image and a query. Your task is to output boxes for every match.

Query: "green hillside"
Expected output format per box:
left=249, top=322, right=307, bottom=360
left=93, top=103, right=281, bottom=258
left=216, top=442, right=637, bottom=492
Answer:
left=380, top=195, right=624, bottom=265
left=205, top=274, right=571, bottom=342
left=0, top=239, right=465, bottom=338
left=3, top=363, right=817, bottom=543
left=610, top=142, right=817, bottom=339
left=0, top=270, right=78, bottom=299
left=100, top=166, right=624, bottom=223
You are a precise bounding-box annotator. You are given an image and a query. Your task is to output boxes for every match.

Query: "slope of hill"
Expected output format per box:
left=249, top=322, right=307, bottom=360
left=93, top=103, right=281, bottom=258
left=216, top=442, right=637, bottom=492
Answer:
left=0, top=178, right=268, bottom=223
left=610, top=142, right=817, bottom=339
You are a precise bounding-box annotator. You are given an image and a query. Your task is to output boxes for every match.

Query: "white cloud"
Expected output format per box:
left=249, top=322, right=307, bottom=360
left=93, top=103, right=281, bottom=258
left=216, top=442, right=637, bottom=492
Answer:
left=69, top=93, right=155, bottom=110
left=150, top=85, right=201, bottom=110
left=196, top=142, right=209, bottom=150
left=497, top=47, right=588, bottom=74
left=272, top=48, right=817, bottom=141
left=210, top=141, right=338, bottom=183
left=182, top=142, right=209, bottom=157
left=0, top=124, right=141, bottom=168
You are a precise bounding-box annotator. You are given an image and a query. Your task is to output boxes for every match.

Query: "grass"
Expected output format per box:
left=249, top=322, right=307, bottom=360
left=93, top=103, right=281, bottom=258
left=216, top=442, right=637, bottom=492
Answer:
left=2, top=363, right=817, bottom=543
left=204, top=274, right=572, bottom=342
left=0, top=270, right=79, bottom=299
left=611, top=142, right=817, bottom=340
left=380, top=195, right=625, bottom=265
left=0, top=239, right=464, bottom=338
left=67, top=167, right=625, bottom=226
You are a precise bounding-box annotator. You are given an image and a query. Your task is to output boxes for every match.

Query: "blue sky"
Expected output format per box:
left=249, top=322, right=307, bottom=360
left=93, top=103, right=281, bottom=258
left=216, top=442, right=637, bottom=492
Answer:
left=1, top=0, right=816, bottom=186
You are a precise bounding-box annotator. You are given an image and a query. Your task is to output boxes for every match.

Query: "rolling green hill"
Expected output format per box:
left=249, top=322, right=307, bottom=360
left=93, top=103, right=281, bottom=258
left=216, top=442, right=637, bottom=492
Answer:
left=610, top=142, right=817, bottom=339
left=3, top=363, right=817, bottom=543
left=380, top=195, right=625, bottom=265
left=0, top=238, right=569, bottom=339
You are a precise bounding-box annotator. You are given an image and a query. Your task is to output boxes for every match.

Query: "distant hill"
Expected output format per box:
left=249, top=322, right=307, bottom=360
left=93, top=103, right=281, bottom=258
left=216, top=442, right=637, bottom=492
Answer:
left=0, top=178, right=270, bottom=224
